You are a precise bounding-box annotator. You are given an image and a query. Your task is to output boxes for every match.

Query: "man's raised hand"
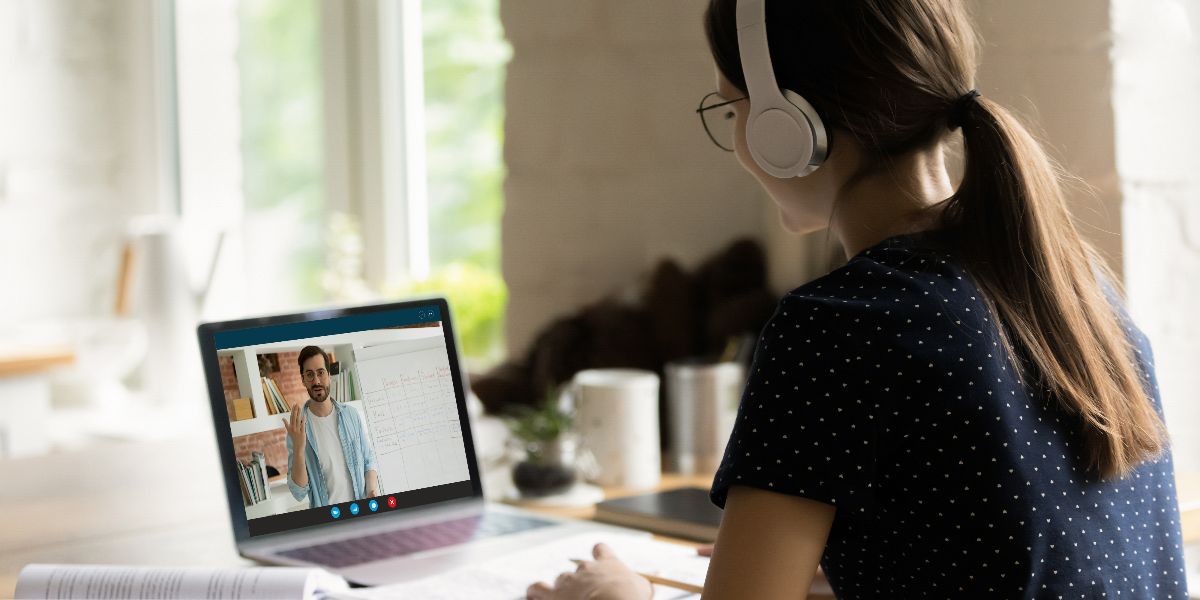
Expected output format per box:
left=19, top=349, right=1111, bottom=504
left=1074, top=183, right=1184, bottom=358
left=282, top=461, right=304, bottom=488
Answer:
left=282, top=405, right=306, bottom=448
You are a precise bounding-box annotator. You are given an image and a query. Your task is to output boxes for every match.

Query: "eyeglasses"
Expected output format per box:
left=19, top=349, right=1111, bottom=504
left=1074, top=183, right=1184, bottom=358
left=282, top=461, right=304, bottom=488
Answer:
left=696, top=91, right=747, bottom=152
left=303, top=368, right=328, bottom=382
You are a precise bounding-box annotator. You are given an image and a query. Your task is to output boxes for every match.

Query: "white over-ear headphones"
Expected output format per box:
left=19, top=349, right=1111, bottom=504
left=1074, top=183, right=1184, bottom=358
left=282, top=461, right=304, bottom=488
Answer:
left=736, top=0, right=829, bottom=178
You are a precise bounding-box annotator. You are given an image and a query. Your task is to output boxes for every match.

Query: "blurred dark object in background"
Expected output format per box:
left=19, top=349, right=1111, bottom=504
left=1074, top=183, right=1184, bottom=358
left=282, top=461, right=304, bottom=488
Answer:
left=472, top=238, right=777, bottom=419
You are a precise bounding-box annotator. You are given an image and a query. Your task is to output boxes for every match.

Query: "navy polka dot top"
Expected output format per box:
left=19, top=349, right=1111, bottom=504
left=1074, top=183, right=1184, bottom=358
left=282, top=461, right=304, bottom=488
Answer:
left=711, top=233, right=1187, bottom=599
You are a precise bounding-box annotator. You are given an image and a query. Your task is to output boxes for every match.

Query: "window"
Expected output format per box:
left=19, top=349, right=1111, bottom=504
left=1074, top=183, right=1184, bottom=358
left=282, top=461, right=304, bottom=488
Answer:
left=173, top=0, right=509, bottom=367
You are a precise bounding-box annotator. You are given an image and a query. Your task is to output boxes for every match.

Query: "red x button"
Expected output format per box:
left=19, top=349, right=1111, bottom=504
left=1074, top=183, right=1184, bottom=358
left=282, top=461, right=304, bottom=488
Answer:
left=386, top=496, right=397, bottom=509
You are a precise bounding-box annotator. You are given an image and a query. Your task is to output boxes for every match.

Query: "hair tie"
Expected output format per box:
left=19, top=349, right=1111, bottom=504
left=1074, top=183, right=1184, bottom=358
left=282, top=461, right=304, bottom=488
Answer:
left=947, top=89, right=981, bottom=131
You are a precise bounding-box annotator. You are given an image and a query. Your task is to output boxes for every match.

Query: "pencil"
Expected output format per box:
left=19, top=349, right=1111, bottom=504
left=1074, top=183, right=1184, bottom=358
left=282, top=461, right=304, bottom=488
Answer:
left=569, top=558, right=704, bottom=594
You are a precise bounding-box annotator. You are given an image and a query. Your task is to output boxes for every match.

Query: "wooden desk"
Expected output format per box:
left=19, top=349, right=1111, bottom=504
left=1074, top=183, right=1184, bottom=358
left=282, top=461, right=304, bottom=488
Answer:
left=2, top=437, right=1196, bottom=599
left=0, top=435, right=248, bottom=598
left=0, top=436, right=717, bottom=599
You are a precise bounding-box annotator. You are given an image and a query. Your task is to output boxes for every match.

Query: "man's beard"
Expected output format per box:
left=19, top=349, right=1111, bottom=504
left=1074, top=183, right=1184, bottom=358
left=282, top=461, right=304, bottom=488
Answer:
left=309, top=385, right=328, bottom=402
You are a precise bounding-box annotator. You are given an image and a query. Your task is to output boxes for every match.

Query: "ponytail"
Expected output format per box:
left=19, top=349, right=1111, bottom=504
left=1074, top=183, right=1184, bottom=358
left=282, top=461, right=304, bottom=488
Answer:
left=704, top=0, right=1167, bottom=480
left=943, top=96, right=1165, bottom=479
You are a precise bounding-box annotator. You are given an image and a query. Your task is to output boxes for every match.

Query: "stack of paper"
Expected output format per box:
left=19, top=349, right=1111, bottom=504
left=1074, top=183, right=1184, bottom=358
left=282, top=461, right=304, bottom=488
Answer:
left=333, top=532, right=708, bottom=600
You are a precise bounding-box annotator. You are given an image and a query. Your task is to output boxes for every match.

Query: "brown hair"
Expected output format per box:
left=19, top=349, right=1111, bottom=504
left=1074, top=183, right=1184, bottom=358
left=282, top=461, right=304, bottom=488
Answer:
left=297, top=346, right=331, bottom=374
left=705, top=0, right=1165, bottom=479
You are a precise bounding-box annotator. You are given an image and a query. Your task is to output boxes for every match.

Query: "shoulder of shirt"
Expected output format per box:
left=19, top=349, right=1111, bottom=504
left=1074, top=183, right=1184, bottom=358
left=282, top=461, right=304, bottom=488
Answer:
left=785, top=239, right=945, bottom=298
left=775, top=239, right=961, bottom=327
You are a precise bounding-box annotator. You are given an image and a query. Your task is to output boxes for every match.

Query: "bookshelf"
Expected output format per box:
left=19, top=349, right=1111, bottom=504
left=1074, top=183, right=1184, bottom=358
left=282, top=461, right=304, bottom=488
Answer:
left=243, top=478, right=308, bottom=519
left=230, top=414, right=286, bottom=437
left=223, top=348, right=278, bottom=436
left=328, top=343, right=362, bottom=403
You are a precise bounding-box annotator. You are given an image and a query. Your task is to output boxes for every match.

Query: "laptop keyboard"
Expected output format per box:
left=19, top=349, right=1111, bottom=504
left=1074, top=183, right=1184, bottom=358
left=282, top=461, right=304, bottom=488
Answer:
left=278, top=513, right=557, bottom=568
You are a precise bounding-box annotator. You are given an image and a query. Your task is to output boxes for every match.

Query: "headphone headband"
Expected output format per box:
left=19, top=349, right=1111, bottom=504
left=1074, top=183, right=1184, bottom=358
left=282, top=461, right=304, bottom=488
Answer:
left=735, top=0, right=829, bottom=178
left=735, top=0, right=786, bottom=109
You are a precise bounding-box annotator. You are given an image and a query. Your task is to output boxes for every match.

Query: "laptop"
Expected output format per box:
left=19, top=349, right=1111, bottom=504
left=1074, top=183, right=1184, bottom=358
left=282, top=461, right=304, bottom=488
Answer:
left=197, top=296, right=629, bottom=585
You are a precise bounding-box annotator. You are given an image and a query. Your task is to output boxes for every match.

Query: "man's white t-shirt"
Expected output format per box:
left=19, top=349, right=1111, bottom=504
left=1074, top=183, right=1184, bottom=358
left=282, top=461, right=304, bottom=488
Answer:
left=308, top=407, right=354, bottom=504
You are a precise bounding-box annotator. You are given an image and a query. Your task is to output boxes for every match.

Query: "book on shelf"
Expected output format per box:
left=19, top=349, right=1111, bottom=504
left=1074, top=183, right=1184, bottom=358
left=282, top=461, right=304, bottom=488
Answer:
left=15, top=564, right=346, bottom=599
left=261, top=376, right=288, bottom=415
left=237, top=461, right=254, bottom=505
left=253, top=451, right=271, bottom=501
left=326, top=367, right=358, bottom=403
left=272, top=378, right=289, bottom=413
left=228, top=397, right=254, bottom=421
left=593, top=487, right=722, bottom=542
left=345, top=367, right=359, bottom=401
left=260, top=378, right=276, bottom=416
left=237, top=452, right=272, bottom=506
left=236, top=464, right=251, bottom=505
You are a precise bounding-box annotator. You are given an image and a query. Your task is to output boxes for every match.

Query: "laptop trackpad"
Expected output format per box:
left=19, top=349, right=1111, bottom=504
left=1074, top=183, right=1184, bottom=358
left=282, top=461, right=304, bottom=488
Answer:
left=336, top=517, right=605, bottom=586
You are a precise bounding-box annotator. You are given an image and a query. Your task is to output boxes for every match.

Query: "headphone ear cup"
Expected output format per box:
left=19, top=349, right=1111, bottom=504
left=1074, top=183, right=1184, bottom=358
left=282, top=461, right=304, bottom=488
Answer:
left=744, top=89, right=830, bottom=178
left=783, top=90, right=830, bottom=171
left=745, top=106, right=811, bottom=177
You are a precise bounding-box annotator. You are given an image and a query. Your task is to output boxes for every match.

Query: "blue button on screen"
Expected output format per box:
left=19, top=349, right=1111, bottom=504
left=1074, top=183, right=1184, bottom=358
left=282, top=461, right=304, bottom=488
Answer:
left=349, top=502, right=360, bottom=515
left=331, top=506, right=341, bottom=519
left=368, top=499, right=379, bottom=512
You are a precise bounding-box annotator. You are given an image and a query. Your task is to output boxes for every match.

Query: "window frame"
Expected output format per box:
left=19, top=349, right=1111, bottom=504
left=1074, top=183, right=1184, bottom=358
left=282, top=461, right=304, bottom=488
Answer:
left=169, top=0, right=431, bottom=314
left=320, top=0, right=430, bottom=288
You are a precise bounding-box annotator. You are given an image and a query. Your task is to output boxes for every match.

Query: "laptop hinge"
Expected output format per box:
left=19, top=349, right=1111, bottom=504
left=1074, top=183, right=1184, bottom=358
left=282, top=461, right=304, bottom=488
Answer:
left=239, top=496, right=487, bottom=554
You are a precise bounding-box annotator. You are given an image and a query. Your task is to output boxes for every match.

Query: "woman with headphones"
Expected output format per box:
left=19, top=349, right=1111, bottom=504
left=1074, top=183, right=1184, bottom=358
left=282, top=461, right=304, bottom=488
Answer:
left=528, top=0, right=1187, bottom=598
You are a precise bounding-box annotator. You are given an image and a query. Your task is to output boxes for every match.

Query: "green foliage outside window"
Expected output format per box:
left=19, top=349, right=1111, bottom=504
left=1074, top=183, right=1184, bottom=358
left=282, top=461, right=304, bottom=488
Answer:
left=409, top=0, right=511, bottom=365
left=422, top=0, right=511, bottom=273
left=388, top=262, right=508, bottom=367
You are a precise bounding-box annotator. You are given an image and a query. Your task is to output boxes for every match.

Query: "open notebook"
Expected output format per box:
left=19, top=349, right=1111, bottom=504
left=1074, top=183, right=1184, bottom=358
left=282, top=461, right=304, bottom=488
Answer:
left=15, top=564, right=348, bottom=599
left=333, top=532, right=708, bottom=600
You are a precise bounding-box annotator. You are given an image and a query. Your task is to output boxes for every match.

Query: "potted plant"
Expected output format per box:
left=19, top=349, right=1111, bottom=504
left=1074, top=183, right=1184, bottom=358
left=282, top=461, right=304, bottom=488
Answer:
left=505, top=387, right=577, bottom=497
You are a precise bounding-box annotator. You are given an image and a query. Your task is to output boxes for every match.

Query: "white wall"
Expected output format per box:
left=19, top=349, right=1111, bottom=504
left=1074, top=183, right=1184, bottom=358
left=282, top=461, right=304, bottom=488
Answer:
left=499, top=0, right=765, bottom=357
left=1112, top=0, right=1200, bottom=471
left=969, top=0, right=1123, bottom=273
left=0, top=0, right=168, bottom=325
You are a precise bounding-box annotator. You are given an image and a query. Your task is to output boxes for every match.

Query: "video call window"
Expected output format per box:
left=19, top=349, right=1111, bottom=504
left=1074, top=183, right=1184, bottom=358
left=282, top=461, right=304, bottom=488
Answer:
left=217, top=322, right=472, bottom=521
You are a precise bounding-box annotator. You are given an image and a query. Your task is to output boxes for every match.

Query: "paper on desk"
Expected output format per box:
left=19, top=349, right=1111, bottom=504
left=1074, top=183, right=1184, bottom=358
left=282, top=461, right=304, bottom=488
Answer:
left=333, top=532, right=706, bottom=600
left=14, top=564, right=347, bottom=600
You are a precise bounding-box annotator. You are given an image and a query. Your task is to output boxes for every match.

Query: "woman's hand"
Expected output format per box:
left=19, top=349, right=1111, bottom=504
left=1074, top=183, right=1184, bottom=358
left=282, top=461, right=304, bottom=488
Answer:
left=526, top=543, right=652, bottom=600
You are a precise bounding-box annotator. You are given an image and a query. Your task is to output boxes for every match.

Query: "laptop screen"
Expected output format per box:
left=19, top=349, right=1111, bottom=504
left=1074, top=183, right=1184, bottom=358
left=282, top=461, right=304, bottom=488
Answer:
left=201, top=300, right=479, bottom=538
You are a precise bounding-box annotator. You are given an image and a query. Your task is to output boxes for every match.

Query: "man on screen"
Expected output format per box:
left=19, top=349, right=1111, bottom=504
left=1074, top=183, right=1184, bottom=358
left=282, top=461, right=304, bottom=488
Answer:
left=282, top=346, right=380, bottom=508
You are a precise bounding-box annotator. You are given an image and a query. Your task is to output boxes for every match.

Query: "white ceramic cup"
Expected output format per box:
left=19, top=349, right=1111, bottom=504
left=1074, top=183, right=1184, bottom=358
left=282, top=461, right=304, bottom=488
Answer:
left=571, top=369, right=661, bottom=489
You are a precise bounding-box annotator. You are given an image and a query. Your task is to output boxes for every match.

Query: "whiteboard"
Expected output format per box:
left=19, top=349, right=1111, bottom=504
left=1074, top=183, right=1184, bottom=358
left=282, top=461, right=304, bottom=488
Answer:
left=353, top=334, right=472, bottom=494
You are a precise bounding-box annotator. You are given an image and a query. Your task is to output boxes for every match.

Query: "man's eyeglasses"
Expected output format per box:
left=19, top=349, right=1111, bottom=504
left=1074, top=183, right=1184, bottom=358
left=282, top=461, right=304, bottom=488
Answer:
left=696, top=91, right=747, bottom=152
left=303, top=368, right=328, bottom=382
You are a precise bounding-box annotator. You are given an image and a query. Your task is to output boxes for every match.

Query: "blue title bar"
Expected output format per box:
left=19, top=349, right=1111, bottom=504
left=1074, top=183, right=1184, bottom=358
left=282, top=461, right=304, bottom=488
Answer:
left=214, top=305, right=442, bottom=349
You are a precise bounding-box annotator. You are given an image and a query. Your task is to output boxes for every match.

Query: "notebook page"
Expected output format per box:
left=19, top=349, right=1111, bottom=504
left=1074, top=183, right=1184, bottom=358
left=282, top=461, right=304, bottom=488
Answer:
left=14, top=564, right=347, bottom=600
left=336, top=532, right=704, bottom=600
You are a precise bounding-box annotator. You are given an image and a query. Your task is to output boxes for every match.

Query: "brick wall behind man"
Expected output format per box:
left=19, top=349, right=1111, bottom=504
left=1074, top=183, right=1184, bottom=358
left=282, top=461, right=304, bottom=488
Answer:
left=262, top=350, right=338, bottom=409
left=220, top=356, right=249, bottom=421
left=219, top=355, right=240, bottom=401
